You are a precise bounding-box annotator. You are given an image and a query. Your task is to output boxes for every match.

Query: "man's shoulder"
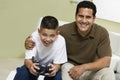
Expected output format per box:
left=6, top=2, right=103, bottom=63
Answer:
left=58, top=22, right=75, bottom=34
left=59, top=22, right=74, bottom=28
left=93, top=23, right=109, bottom=37
left=93, top=23, right=108, bottom=33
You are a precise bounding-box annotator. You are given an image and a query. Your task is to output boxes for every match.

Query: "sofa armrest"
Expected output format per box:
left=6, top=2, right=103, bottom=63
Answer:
left=116, top=62, right=120, bottom=80
left=110, top=54, right=120, bottom=71
left=116, top=61, right=120, bottom=73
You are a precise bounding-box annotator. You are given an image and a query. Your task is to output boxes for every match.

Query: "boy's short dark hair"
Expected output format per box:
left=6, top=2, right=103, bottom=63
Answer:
left=76, top=1, right=97, bottom=16
left=40, top=16, right=59, bottom=29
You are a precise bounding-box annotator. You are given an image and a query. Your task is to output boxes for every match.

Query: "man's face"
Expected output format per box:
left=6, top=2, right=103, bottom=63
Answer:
left=38, top=28, right=58, bottom=47
left=75, top=8, right=95, bottom=35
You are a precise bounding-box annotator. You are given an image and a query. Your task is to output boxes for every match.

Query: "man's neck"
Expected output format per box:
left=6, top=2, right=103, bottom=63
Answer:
left=78, top=30, right=90, bottom=37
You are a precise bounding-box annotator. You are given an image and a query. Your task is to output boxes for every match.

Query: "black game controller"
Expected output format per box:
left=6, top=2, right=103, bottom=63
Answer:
left=32, top=57, right=52, bottom=75
left=37, top=64, right=52, bottom=75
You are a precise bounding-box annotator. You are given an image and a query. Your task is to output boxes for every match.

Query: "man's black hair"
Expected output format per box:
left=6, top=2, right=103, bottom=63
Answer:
left=76, top=1, right=97, bottom=16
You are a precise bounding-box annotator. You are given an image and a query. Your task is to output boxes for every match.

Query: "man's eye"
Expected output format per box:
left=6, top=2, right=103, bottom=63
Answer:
left=86, top=16, right=91, bottom=19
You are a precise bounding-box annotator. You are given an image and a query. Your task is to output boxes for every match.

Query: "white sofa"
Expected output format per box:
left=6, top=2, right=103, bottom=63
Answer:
left=109, top=32, right=120, bottom=80
left=7, top=20, right=120, bottom=80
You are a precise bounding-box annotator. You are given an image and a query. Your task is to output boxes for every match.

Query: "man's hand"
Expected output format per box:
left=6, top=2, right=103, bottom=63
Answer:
left=68, top=65, right=86, bottom=80
left=25, top=36, right=35, bottom=50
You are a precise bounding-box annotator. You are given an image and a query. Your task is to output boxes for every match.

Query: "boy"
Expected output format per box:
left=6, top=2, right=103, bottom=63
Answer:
left=14, top=16, right=67, bottom=80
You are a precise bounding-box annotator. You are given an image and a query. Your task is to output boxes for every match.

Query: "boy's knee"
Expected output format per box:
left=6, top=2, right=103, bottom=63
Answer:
left=14, top=66, right=29, bottom=79
left=16, top=66, right=29, bottom=74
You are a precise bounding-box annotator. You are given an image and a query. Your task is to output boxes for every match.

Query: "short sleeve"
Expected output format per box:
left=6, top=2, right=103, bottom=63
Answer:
left=97, top=30, right=112, bottom=57
left=25, top=47, right=37, bottom=59
left=53, top=41, right=67, bottom=64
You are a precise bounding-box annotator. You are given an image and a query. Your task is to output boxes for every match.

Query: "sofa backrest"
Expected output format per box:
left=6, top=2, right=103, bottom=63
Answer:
left=109, top=32, right=120, bottom=56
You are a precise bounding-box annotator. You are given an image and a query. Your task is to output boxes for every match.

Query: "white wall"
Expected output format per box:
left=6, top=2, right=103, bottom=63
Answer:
left=93, top=0, right=120, bottom=23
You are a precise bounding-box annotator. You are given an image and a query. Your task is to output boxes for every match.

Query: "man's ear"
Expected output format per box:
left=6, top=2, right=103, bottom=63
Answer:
left=93, top=16, right=96, bottom=20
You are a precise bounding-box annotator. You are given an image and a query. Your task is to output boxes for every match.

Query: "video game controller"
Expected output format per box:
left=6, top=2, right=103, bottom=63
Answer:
left=37, top=64, right=52, bottom=75
left=32, top=57, right=52, bottom=75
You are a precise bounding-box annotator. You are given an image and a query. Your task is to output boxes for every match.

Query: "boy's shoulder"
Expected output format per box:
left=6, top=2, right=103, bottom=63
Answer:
left=56, top=35, right=65, bottom=42
left=53, top=34, right=66, bottom=48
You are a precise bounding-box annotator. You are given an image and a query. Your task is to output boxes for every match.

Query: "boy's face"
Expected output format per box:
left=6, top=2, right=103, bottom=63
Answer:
left=38, top=27, right=58, bottom=47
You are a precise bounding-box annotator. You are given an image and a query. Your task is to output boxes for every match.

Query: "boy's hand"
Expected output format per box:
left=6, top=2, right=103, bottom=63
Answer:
left=25, top=36, right=35, bottom=50
left=29, top=63, right=40, bottom=75
left=45, top=64, right=60, bottom=77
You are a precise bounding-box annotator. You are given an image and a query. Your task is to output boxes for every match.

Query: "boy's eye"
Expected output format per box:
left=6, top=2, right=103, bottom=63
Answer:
left=79, top=15, right=84, bottom=18
left=41, top=33, right=56, bottom=38
left=42, top=33, right=47, bottom=36
left=50, top=34, right=55, bottom=38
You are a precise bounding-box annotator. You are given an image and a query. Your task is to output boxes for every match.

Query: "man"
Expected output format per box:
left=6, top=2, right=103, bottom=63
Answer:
left=25, top=1, right=115, bottom=80
left=14, top=16, right=67, bottom=80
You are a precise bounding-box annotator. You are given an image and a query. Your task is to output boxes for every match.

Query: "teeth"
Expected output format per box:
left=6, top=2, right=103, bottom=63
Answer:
left=81, top=23, right=86, bottom=27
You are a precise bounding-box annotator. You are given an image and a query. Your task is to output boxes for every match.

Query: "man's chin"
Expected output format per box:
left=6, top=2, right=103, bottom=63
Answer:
left=79, top=29, right=88, bottom=33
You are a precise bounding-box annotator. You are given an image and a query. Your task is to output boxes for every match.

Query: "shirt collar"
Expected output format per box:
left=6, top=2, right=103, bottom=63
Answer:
left=71, top=22, right=95, bottom=39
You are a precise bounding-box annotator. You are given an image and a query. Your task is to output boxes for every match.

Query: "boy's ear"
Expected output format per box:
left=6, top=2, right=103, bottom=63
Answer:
left=38, top=28, right=40, bottom=32
left=57, top=30, right=60, bottom=35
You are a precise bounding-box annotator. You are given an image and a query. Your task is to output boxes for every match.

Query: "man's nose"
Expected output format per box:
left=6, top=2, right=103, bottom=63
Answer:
left=82, top=17, right=87, bottom=23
